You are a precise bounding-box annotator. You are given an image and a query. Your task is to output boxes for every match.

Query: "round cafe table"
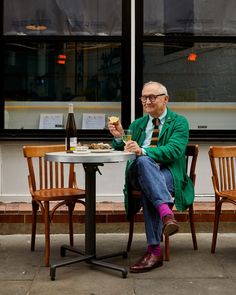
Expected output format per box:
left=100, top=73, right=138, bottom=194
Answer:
left=45, top=150, right=136, bottom=280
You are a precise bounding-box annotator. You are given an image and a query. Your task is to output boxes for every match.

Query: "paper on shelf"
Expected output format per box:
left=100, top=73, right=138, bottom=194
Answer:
left=82, top=113, right=105, bottom=129
left=39, top=113, right=64, bottom=129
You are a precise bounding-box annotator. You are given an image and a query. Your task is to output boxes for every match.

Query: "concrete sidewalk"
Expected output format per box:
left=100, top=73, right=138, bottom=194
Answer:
left=0, top=233, right=236, bottom=295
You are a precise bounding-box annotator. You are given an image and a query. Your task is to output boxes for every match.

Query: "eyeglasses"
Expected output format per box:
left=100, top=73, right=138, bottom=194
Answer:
left=139, top=94, right=166, bottom=103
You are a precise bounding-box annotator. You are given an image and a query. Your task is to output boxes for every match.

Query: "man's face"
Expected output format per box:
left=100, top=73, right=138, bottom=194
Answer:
left=141, top=84, right=168, bottom=117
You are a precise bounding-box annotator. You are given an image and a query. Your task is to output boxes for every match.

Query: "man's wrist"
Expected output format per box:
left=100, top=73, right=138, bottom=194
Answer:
left=136, top=147, right=143, bottom=156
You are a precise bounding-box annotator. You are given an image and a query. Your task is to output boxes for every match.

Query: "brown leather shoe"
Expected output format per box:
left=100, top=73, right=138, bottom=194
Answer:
left=130, top=252, right=163, bottom=273
left=162, top=214, right=179, bottom=236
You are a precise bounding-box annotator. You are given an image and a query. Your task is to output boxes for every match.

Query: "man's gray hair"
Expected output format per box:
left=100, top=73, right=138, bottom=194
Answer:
left=143, top=81, right=168, bottom=96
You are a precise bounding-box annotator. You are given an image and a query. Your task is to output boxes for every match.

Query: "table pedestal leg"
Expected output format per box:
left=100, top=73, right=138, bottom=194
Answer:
left=49, top=163, right=128, bottom=280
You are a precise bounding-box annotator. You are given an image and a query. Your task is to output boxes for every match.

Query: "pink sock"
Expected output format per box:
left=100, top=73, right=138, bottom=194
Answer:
left=157, top=203, right=173, bottom=220
left=147, top=245, right=153, bottom=253
left=147, top=244, right=161, bottom=256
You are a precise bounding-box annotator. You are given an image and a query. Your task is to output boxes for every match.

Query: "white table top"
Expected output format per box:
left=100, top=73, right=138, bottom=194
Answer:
left=45, top=150, right=136, bottom=164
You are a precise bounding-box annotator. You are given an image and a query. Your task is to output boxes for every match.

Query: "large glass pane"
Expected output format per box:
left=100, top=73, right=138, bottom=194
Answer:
left=144, top=0, right=236, bottom=36
left=143, top=42, right=236, bottom=130
left=4, top=0, right=122, bottom=36
left=4, top=42, right=122, bottom=129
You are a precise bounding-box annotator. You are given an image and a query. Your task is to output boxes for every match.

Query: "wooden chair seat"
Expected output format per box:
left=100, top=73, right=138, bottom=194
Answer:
left=219, top=190, right=236, bottom=199
left=33, top=188, right=85, bottom=201
left=23, top=144, right=86, bottom=267
left=126, top=144, right=199, bottom=261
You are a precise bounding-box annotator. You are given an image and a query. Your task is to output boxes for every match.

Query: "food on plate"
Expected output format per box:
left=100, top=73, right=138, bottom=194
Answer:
left=109, top=116, right=119, bottom=124
left=88, top=142, right=111, bottom=150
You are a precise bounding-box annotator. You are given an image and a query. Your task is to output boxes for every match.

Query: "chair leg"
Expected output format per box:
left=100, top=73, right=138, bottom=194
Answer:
left=67, top=201, right=76, bottom=246
left=164, top=235, right=170, bottom=261
left=44, top=201, right=50, bottom=267
left=188, top=204, right=198, bottom=250
left=31, top=200, right=39, bottom=251
left=126, top=215, right=134, bottom=252
left=211, top=201, right=222, bottom=254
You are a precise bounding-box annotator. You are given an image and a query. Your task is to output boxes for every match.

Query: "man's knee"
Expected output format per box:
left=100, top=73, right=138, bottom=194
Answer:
left=135, top=156, right=158, bottom=169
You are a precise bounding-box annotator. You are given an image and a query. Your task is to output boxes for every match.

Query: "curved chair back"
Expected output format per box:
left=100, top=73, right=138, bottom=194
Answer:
left=208, top=145, right=236, bottom=253
left=23, top=144, right=85, bottom=267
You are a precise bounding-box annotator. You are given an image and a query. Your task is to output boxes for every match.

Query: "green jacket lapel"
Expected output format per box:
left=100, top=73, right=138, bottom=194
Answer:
left=159, top=108, right=176, bottom=140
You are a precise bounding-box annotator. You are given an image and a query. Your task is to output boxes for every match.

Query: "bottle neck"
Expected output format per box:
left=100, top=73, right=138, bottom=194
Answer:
left=68, top=103, right=74, bottom=114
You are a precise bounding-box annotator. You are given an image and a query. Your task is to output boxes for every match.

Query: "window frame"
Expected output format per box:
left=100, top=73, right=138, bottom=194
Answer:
left=0, top=0, right=131, bottom=141
left=135, top=0, right=236, bottom=141
left=1, top=1, right=236, bottom=141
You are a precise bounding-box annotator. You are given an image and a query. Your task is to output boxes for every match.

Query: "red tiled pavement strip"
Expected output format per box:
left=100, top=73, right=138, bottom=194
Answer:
left=0, top=202, right=236, bottom=224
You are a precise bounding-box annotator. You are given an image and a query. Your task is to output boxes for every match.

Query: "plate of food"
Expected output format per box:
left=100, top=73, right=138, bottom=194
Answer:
left=88, top=142, right=113, bottom=153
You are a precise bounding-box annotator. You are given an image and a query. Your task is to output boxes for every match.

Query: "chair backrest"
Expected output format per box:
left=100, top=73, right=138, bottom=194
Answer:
left=185, top=144, right=199, bottom=186
left=208, top=146, right=236, bottom=194
left=23, top=145, right=75, bottom=194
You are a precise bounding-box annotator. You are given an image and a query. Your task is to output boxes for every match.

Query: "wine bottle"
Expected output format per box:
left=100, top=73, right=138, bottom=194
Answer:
left=65, top=103, right=77, bottom=153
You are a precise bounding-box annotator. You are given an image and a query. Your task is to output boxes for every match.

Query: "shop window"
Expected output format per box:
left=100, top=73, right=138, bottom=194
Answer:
left=1, top=0, right=130, bottom=136
left=4, top=42, right=122, bottom=129
left=143, top=42, right=236, bottom=130
left=138, top=0, right=236, bottom=136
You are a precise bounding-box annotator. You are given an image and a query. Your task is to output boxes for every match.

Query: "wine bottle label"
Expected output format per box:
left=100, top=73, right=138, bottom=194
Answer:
left=65, top=137, right=77, bottom=151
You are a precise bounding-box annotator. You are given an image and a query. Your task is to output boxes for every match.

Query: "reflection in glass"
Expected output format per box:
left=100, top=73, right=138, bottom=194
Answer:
left=143, top=42, right=236, bottom=130
left=143, top=42, right=236, bottom=102
left=3, top=42, right=122, bottom=129
left=4, top=0, right=122, bottom=36
left=144, top=0, right=236, bottom=36
left=4, top=42, right=122, bottom=102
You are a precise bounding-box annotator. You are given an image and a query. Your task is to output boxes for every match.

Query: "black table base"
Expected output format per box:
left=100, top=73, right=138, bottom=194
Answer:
left=49, top=163, right=128, bottom=280
left=50, top=245, right=128, bottom=280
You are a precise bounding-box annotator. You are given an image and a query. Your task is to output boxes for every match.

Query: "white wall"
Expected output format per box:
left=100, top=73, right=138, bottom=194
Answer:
left=1, top=140, right=234, bottom=203
left=0, top=141, right=126, bottom=202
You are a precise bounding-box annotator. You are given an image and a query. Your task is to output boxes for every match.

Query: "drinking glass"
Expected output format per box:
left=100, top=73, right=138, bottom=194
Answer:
left=122, top=129, right=132, bottom=143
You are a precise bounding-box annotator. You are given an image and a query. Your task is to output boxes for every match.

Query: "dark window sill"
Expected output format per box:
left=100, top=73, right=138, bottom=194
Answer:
left=0, top=130, right=114, bottom=142
left=0, top=130, right=235, bottom=142
left=189, top=130, right=236, bottom=142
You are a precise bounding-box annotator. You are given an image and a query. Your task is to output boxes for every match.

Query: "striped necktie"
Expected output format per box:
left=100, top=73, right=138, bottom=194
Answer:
left=150, top=118, right=159, bottom=147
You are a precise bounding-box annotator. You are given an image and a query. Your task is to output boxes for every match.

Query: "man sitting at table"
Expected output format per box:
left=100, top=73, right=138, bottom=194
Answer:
left=108, top=81, right=194, bottom=273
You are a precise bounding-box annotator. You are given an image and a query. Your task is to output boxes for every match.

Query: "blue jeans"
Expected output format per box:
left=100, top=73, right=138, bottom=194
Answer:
left=128, top=156, right=174, bottom=245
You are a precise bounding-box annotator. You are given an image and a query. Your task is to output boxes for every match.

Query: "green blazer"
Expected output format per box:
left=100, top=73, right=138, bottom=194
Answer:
left=112, top=108, right=194, bottom=219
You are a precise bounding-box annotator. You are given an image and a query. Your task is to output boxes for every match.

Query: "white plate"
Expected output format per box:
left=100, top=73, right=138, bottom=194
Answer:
left=90, top=149, right=113, bottom=153
left=73, top=150, right=91, bottom=154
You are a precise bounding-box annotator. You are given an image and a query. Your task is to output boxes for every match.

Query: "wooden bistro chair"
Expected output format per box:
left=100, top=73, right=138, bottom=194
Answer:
left=208, top=146, right=236, bottom=254
left=126, top=144, right=199, bottom=261
left=23, top=145, right=86, bottom=267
